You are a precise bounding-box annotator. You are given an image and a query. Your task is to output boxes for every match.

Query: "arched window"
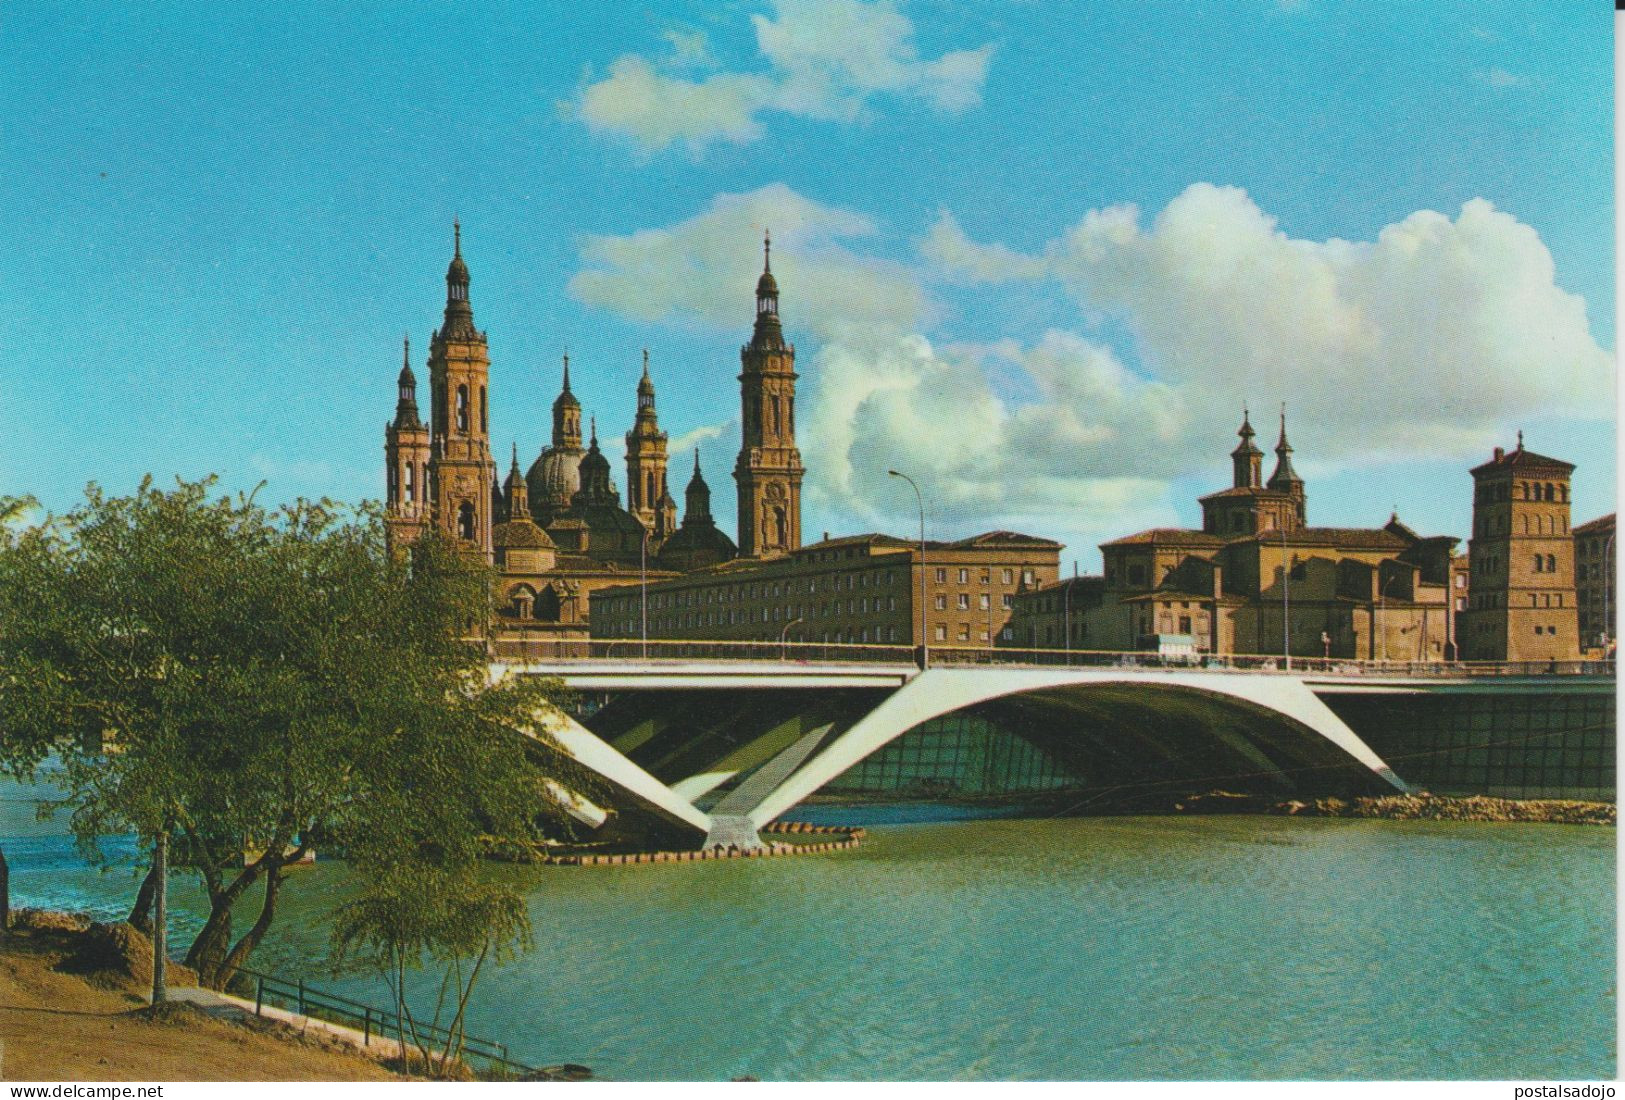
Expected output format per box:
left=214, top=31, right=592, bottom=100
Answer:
left=772, top=395, right=782, bottom=435
left=456, top=385, right=469, bottom=433
left=480, top=387, right=488, bottom=435
left=1534, top=554, right=1544, bottom=573
left=646, top=472, right=656, bottom=507
left=1546, top=553, right=1557, bottom=572
left=404, top=463, right=415, bottom=504
left=1522, top=515, right=1529, bottom=534
left=510, top=586, right=535, bottom=620
left=458, top=501, right=475, bottom=540
left=787, top=397, right=794, bottom=434
left=536, top=586, right=562, bottom=621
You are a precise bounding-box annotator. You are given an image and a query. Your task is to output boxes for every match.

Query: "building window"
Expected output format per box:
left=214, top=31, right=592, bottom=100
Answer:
left=1002, top=569, right=1013, bottom=585
left=979, top=594, right=990, bottom=611
left=935, top=568, right=947, bottom=584
left=958, top=568, right=969, bottom=584
left=957, top=594, right=970, bottom=610
left=1002, top=594, right=1013, bottom=609
left=934, top=624, right=946, bottom=642
left=1023, top=569, right=1035, bottom=586
left=934, top=595, right=947, bottom=611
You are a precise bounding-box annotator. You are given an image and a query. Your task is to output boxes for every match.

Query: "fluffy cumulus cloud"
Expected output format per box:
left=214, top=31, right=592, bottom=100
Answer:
left=575, top=182, right=1611, bottom=557
left=569, top=1, right=993, bottom=154
left=929, top=184, right=1613, bottom=461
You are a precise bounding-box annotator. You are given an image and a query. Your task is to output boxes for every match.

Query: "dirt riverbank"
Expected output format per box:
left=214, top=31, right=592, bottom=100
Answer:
left=0, top=913, right=399, bottom=1081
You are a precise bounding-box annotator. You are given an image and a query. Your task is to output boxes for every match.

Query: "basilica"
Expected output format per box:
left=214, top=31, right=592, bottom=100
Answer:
left=383, top=227, right=801, bottom=641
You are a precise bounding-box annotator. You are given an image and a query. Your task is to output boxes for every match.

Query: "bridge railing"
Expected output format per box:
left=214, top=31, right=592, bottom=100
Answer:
left=924, top=646, right=1615, bottom=678
left=488, top=636, right=1614, bottom=678
left=489, top=636, right=919, bottom=666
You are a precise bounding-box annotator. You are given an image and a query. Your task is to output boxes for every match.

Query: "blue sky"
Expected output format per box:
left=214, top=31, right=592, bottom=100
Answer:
left=0, top=1, right=1612, bottom=568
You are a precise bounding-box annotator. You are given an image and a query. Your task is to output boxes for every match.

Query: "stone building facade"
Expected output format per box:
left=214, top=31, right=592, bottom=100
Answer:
left=1004, top=412, right=1463, bottom=662
left=591, top=532, right=1061, bottom=647
left=1572, top=512, right=1613, bottom=654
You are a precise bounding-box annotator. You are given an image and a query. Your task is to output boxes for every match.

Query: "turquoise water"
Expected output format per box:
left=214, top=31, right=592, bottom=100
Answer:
left=3, top=784, right=1614, bottom=1081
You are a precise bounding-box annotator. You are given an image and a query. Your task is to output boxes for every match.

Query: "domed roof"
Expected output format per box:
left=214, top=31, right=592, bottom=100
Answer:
left=529, top=447, right=582, bottom=505
left=657, top=523, right=737, bottom=572
left=494, top=517, right=556, bottom=551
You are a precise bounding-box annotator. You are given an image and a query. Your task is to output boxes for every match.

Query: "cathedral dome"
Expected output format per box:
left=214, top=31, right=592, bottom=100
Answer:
left=528, top=446, right=582, bottom=512
left=656, top=523, right=737, bottom=573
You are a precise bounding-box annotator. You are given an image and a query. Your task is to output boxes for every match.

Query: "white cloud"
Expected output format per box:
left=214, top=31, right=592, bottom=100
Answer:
left=570, top=183, right=930, bottom=338
left=670, top=420, right=731, bottom=459
left=574, top=182, right=1611, bottom=558
left=931, top=184, right=1614, bottom=464
left=569, top=0, right=993, bottom=155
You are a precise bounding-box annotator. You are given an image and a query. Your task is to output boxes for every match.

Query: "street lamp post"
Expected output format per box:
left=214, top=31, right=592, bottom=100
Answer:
left=1281, top=523, right=1292, bottom=671
left=1604, top=532, right=1615, bottom=654
left=1063, top=562, right=1075, bottom=665
left=780, top=616, right=804, bottom=660
left=888, top=470, right=928, bottom=669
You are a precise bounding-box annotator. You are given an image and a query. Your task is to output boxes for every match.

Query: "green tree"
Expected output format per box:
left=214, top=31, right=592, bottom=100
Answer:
left=0, top=495, right=60, bottom=935
left=331, top=864, right=531, bottom=1079
left=0, top=476, right=582, bottom=987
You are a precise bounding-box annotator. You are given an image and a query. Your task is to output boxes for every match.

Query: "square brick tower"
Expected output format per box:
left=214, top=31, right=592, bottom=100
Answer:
left=1461, top=435, right=1580, bottom=661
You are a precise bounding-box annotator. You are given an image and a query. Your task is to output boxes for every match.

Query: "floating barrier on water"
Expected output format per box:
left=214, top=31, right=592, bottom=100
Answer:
left=548, top=822, right=864, bottom=866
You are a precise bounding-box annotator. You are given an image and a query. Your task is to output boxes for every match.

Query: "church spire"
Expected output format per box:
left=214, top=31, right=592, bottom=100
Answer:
left=751, top=230, right=784, bottom=351
left=684, top=449, right=714, bottom=526
left=1267, top=404, right=1304, bottom=494
left=504, top=442, right=530, bottom=519
left=1231, top=405, right=1262, bottom=489
left=441, top=220, right=476, bottom=339
left=394, top=334, right=421, bottom=428
left=551, top=352, right=581, bottom=449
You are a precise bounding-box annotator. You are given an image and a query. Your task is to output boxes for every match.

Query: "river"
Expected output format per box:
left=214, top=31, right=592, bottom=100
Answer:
left=2, top=784, right=1613, bottom=1080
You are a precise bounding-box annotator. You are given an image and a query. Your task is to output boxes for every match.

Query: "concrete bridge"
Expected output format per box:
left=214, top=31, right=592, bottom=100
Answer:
left=494, top=642, right=1615, bottom=850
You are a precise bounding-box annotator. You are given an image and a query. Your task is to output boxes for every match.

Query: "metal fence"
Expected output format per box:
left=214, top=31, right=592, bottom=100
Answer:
left=240, top=967, right=535, bottom=1079
left=487, top=636, right=1614, bottom=679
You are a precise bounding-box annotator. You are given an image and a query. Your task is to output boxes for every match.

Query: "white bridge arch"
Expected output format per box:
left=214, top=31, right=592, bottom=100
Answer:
left=500, top=658, right=1427, bottom=850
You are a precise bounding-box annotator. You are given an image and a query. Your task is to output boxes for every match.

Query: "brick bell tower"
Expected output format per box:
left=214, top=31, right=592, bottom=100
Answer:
left=384, top=335, right=431, bottom=551
left=734, top=232, right=804, bottom=558
left=426, top=223, right=496, bottom=559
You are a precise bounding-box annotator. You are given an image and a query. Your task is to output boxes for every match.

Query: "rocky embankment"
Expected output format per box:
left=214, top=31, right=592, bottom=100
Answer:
left=1166, top=790, right=1615, bottom=825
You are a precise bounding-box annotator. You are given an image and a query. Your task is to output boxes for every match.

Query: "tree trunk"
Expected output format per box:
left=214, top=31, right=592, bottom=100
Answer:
left=151, top=831, right=168, bottom=1005
left=0, top=845, right=10, bottom=938
left=213, top=865, right=282, bottom=991
left=128, top=864, right=157, bottom=935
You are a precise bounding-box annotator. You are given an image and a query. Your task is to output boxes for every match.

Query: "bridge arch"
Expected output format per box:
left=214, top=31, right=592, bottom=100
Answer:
left=739, top=668, right=1407, bottom=830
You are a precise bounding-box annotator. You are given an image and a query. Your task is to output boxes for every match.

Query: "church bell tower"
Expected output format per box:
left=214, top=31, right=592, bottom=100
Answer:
left=426, top=223, right=496, bottom=558
left=734, top=233, right=804, bottom=558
